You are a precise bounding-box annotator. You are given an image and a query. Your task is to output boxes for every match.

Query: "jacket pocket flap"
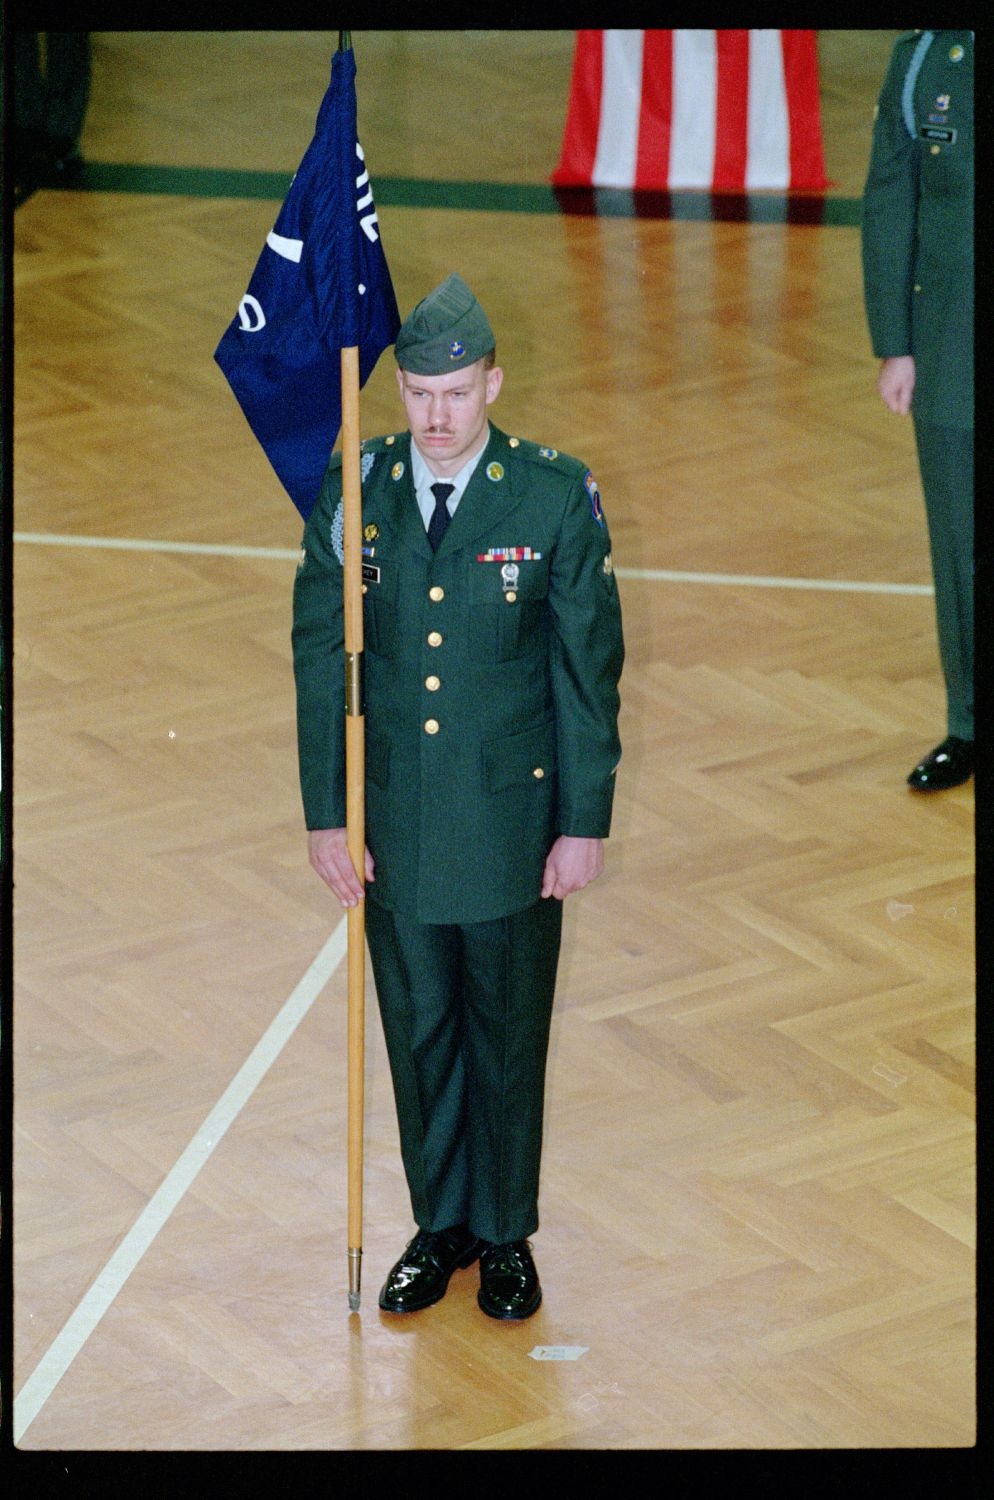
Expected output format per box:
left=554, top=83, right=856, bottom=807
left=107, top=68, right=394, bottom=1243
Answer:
left=483, top=718, right=556, bottom=793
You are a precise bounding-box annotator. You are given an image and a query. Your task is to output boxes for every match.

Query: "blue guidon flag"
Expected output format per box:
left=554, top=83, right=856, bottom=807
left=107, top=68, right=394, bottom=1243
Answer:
left=214, top=46, right=400, bottom=520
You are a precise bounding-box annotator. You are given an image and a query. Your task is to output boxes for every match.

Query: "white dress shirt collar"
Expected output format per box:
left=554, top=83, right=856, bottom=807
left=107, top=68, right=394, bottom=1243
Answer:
left=410, top=427, right=491, bottom=531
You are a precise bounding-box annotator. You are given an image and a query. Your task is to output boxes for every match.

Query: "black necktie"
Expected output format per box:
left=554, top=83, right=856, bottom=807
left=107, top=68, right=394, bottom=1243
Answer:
left=427, top=482, right=455, bottom=551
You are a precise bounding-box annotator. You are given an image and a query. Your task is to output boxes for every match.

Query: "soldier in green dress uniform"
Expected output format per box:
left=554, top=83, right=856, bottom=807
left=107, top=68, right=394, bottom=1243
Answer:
left=292, top=274, right=624, bottom=1319
left=861, top=30, right=973, bottom=790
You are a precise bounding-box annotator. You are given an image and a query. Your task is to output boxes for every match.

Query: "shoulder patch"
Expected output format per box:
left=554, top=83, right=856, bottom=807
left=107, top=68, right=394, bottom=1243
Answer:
left=583, top=470, right=605, bottom=526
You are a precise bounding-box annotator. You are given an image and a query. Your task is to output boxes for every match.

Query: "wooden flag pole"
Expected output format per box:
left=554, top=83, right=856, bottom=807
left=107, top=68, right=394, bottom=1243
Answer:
left=341, top=340, right=365, bottom=1312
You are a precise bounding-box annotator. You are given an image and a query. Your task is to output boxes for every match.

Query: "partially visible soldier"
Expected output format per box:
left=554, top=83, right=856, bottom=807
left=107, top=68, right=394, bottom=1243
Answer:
left=293, top=273, right=624, bottom=1320
left=861, top=30, right=974, bottom=790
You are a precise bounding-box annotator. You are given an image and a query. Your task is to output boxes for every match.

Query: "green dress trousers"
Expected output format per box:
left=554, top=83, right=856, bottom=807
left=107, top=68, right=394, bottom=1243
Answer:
left=913, top=420, right=974, bottom=740
left=365, top=893, right=563, bottom=1245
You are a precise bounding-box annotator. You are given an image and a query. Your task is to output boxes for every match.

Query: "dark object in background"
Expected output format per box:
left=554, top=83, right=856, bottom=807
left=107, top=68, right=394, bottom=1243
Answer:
left=13, top=32, right=91, bottom=202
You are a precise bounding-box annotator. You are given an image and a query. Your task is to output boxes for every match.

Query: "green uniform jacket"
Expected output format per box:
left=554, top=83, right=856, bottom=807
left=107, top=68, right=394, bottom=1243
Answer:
left=292, top=423, right=624, bottom=925
left=861, top=29, right=973, bottom=429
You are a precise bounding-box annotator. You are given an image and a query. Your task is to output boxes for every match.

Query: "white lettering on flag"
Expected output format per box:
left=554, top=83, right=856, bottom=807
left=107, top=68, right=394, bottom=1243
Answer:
left=237, top=294, right=266, bottom=332
left=355, top=143, right=381, bottom=243
left=266, top=231, right=304, bottom=262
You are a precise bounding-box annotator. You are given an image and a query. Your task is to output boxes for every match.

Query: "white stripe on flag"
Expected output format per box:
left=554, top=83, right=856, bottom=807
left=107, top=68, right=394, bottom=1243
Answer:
left=669, top=29, right=717, bottom=188
left=746, top=30, right=790, bottom=189
left=593, top=29, right=644, bottom=188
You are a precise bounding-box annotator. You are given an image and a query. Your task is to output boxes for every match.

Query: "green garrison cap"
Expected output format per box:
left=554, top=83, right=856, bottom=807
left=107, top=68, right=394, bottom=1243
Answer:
left=394, top=272, right=495, bottom=374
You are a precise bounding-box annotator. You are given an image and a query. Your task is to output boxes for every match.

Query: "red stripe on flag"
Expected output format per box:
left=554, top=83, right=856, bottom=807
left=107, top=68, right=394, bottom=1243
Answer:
left=552, top=30, right=604, bottom=186
left=781, top=29, right=828, bottom=189
left=713, top=29, right=750, bottom=190
left=634, top=29, right=673, bottom=190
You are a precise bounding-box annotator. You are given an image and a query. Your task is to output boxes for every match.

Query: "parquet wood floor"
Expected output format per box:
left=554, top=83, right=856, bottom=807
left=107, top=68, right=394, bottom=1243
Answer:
left=10, top=30, right=974, bottom=1452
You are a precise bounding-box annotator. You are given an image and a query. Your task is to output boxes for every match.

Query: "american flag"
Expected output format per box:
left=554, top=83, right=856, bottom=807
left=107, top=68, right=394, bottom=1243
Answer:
left=553, top=30, right=828, bottom=192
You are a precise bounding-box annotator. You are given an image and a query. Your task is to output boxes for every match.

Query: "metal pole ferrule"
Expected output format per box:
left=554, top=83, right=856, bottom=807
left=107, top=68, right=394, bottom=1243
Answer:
left=345, top=651, right=364, bottom=717
left=348, top=1247, right=362, bottom=1311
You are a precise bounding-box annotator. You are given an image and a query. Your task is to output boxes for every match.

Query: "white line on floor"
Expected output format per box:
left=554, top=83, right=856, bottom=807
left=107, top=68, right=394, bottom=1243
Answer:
left=13, top=532, right=934, bottom=596
left=615, top=566, right=933, bottom=596
left=13, top=530, right=301, bottom=561
left=13, top=918, right=349, bottom=1445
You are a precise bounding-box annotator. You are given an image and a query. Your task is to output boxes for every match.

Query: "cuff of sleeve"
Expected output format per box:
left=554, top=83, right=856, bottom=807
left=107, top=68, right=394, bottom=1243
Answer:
left=557, top=783, right=617, bottom=840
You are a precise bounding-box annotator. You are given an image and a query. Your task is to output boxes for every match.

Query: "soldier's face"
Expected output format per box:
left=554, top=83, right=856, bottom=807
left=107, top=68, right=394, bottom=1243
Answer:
left=397, top=359, right=503, bottom=475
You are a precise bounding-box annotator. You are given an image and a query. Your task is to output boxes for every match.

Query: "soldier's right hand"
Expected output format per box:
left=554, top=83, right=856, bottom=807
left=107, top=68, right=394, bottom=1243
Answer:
left=308, top=828, right=375, bottom=907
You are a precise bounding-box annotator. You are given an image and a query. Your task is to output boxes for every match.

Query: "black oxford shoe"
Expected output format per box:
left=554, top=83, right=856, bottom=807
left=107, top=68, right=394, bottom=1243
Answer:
left=907, top=736, right=974, bottom=791
left=477, top=1240, right=542, bottom=1320
left=378, top=1224, right=482, bottom=1313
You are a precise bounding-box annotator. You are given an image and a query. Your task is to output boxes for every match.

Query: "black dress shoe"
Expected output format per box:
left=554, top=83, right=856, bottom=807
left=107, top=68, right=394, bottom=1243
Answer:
left=907, top=736, right=974, bottom=791
left=477, top=1240, right=542, bottom=1320
left=378, top=1224, right=482, bottom=1313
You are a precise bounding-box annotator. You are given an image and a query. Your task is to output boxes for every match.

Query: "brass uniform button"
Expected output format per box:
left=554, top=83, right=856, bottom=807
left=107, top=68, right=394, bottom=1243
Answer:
left=429, top=585, right=445, bottom=602
left=361, top=583, right=368, bottom=594
left=427, top=631, right=443, bottom=647
left=386, top=434, right=395, bottom=445
left=509, top=437, right=520, bottom=447
left=533, top=767, right=545, bottom=779
left=505, top=590, right=517, bottom=604
left=424, top=719, right=440, bottom=735
left=931, top=144, right=941, bottom=155
left=425, top=675, right=440, bottom=691
left=914, top=284, right=922, bottom=293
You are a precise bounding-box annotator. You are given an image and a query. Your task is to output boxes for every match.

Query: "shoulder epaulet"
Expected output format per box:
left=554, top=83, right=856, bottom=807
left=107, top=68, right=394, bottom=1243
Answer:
left=359, top=433, right=402, bottom=455
left=502, top=434, right=588, bottom=480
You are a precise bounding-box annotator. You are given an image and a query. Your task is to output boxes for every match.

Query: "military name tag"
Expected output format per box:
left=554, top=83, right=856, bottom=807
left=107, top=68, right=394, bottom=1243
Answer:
left=362, top=562, right=381, bottom=584
left=919, top=125, right=957, bottom=144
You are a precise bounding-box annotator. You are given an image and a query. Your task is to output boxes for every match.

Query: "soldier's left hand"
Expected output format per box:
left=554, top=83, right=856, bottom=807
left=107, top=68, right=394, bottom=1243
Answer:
left=541, top=835, right=604, bottom=900
left=877, top=355, right=916, bottom=415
